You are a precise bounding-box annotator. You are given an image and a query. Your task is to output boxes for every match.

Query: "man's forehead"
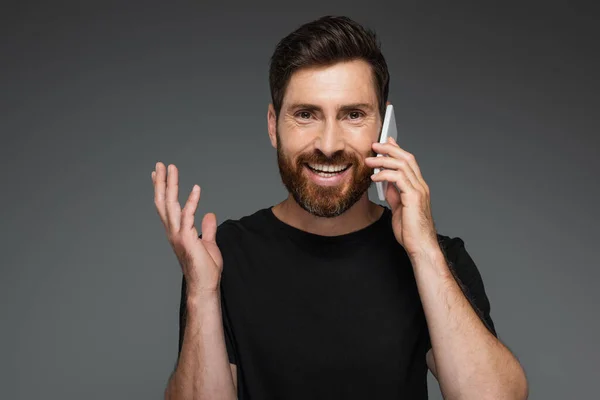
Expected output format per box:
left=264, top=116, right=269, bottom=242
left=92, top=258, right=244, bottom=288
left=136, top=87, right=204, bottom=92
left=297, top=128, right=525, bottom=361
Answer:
left=283, top=64, right=377, bottom=110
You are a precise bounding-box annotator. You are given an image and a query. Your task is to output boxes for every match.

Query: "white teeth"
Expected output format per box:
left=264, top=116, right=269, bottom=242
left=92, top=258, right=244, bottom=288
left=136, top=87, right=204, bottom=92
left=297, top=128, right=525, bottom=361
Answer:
left=308, top=163, right=349, bottom=172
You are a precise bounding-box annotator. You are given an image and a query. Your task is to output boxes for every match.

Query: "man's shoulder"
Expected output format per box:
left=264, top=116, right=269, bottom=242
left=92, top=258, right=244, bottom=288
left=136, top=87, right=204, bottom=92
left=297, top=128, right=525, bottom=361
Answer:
left=435, top=233, right=466, bottom=255
left=434, top=233, right=474, bottom=272
left=214, top=206, right=272, bottom=242
left=435, top=232, right=483, bottom=280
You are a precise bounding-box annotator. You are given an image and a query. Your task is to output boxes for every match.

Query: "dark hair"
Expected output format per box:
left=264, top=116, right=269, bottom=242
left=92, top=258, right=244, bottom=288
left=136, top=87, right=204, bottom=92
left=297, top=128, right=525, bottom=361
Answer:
left=269, top=15, right=390, bottom=122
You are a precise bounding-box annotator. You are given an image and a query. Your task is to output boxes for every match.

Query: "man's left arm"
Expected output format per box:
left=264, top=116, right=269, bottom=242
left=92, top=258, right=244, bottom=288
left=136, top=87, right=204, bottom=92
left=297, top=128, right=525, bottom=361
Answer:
left=367, top=136, right=528, bottom=399
left=412, top=237, right=528, bottom=400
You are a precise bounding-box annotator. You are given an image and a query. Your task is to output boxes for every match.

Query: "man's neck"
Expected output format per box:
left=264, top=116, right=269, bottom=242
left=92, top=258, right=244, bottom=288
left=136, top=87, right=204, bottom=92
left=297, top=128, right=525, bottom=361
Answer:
left=271, top=194, right=384, bottom=237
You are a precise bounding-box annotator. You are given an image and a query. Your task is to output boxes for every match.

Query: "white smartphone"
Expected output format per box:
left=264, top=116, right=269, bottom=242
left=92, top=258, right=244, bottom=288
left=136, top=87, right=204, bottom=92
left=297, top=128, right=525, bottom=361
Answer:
left=375, top=104, right=398, bottom=201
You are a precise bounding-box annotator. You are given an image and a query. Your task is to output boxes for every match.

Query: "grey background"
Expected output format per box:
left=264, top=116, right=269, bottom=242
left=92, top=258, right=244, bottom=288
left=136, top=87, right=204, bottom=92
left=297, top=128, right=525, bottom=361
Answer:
left=2, top=1, right=598, bottom=399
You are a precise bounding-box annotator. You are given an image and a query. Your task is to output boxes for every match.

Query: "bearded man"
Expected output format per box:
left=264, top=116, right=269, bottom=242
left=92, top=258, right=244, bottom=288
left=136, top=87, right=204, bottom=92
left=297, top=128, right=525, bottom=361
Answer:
left=153, top=15, right=528, bottom=400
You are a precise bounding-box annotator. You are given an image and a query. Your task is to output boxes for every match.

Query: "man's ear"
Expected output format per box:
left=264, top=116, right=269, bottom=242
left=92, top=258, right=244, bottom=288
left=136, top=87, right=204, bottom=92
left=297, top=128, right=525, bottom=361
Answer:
left=267, top=103, right=277, bottom=149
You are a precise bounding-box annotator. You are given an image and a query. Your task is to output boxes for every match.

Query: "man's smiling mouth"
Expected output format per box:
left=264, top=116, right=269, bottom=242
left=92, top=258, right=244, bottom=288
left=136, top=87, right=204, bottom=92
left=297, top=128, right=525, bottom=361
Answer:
left=305, top=163, right=351, bottom=175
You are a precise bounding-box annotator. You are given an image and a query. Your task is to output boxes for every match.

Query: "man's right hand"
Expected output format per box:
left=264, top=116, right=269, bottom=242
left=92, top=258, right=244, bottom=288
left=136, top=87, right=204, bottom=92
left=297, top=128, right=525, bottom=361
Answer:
left=152, top=162, right=223, bottom=297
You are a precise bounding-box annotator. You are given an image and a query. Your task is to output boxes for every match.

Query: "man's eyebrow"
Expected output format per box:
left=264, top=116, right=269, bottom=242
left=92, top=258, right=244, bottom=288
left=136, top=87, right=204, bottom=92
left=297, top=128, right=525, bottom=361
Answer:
left=288, top=103, right=375, bottom=112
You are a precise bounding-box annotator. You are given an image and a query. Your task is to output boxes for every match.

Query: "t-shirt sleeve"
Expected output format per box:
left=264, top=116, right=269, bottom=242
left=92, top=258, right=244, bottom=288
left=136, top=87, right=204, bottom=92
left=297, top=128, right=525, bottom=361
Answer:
left=437, top=235, right=498, bottom=338
left=177, top=234, right=237, bottom=365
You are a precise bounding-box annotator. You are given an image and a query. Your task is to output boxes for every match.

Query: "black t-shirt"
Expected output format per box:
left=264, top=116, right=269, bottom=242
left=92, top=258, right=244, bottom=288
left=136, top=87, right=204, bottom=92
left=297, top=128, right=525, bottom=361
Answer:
left=177, top=206, right=497, bottom=399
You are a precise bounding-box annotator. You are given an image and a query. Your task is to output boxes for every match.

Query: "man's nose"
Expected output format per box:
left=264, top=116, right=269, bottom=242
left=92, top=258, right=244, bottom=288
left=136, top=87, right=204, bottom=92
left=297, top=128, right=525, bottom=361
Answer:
left=314, top=120, right=345, bottom=158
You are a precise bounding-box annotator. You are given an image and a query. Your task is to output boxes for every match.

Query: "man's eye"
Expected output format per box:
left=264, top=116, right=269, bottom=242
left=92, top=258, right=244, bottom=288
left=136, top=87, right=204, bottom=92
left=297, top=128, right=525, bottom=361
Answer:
left=348, top=111, right=363, bottom=119
left=297, top=111, right=312, bottom=119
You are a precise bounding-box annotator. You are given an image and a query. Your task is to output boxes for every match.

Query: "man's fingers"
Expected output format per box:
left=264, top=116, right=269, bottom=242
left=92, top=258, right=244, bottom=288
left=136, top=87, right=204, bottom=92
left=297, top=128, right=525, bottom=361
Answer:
left=372, top=139, right=426, bottom=187
left=166, top=164, right=182, bottom=232
left=201, top=212, right=217, bottom=243
left=153, top=162, right=168, bottom=227
left=181, top=185, right=200, bottom=231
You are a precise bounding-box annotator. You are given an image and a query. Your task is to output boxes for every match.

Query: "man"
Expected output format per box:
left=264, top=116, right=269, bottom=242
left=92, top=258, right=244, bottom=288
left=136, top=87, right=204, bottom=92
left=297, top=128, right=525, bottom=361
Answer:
left=154, top=15, right=528, bottom=400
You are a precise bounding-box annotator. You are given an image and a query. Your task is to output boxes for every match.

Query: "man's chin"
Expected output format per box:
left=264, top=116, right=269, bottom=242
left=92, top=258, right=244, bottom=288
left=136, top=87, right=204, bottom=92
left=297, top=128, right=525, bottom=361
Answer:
left=302, top=178, right=352, bottom=199
left=297, top=200, right=346, bottom=218
left=293, top=183, right=362, bottom=218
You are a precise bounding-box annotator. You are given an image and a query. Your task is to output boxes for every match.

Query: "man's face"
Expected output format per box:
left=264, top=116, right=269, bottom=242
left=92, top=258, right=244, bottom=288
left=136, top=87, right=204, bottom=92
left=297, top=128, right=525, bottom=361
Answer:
left=269, top=59, right=382, bottom=218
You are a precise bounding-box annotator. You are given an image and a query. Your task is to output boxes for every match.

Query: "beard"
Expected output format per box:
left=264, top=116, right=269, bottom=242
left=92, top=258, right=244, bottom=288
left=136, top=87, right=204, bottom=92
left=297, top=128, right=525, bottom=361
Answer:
left=276, top=131, right=376, bottom=218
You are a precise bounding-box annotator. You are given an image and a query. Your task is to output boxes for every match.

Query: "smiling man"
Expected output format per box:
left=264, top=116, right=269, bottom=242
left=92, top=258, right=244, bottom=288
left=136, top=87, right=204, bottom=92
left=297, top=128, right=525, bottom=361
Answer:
left=156, top=15, right=528, bottom=400
left=275, top=60, right=377, bottom=220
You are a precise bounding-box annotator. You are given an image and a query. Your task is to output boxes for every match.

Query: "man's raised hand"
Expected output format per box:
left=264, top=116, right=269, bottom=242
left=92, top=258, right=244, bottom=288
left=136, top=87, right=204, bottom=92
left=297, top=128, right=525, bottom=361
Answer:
left=152, top=162, right=223, bottom=297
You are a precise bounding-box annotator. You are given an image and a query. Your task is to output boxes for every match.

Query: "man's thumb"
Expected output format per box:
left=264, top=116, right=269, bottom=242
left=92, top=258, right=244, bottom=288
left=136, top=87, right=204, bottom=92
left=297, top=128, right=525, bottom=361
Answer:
left=201, top=213, right=217, bottom=242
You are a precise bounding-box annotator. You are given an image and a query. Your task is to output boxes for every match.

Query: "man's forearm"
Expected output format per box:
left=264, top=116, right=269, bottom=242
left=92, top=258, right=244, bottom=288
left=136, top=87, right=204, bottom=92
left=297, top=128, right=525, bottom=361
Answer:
left=411, top=248, right=528, bottom=400
left=165, top=292, right=236, bottom=400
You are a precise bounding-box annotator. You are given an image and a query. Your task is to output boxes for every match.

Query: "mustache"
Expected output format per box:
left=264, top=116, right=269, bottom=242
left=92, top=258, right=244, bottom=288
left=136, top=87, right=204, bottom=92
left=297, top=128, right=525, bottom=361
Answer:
left=296, top=150, right=376, bottom=166
left=296, top=151, right=359, bottom=165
